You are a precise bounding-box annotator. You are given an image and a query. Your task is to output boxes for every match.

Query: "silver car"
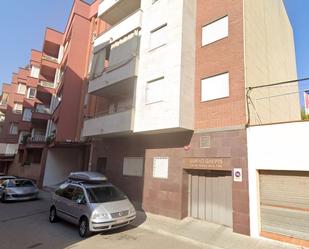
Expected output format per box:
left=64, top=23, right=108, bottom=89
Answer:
left=0, top=178, right=39, bottom=202
left=49, top=173, right=136, bottom=237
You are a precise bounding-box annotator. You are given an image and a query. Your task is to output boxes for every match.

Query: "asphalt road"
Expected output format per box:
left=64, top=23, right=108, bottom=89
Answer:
left=0, top=191, right=211, bottom=249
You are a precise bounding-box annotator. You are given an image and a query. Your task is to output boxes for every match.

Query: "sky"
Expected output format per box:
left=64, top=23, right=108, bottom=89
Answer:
left=0, top=1, right=308, bottom=99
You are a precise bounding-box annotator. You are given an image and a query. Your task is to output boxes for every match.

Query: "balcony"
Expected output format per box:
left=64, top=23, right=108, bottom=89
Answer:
left=32, top=105, right=51, bottom=121
left=95, top=9, right=142, bottom=47
left=39, top=80, right=55, bottom=89
left=0, top=101, right=8, bottom=111
left=82, top=109, right=134, bottom=137
left=29, top=134, right=46, bottom=143
left=89, top=11, right=141, bottom=95
left=35, top=104, right=51, bottom=114
left=98, top=0, right=141, bottom=25
left=42, top=54, right=58, bottom=63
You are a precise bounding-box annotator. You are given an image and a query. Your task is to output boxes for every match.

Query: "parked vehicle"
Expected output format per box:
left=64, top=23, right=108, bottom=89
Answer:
left=49, top=171, right=136, bottom=237
left=0, top=178, right=39, bottom=202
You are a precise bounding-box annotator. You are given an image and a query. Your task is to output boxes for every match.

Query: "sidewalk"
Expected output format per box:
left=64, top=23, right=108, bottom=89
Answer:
left=133, top=211, right=305, bottom=249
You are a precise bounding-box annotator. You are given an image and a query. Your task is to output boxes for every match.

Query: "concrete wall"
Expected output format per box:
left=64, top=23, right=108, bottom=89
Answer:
left=244, top=0, right=301, bottom=125
left=42, top=147, right=84, bottom=186
left=133, top=0, right=195, bottom=132
left=247, top=121, right=309, bottom=238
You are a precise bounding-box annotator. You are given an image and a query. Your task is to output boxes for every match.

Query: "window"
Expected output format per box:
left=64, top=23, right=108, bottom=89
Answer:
left=22, top=108, right=32, bottom=122
left=150, top=24, right=167, bottom=50
left=62, top=185, right=76, bottom=200
left=30, top=66, right=40, bottom=78
left=17, top=83, right=27, bottom=95
left=13, top=103, right=23, bottom=114
left=72, top=187, right=86, bottom=203
left=27, top=88, right=36, bottom=99
left=9, top=123, right=18, bottom=135
left=202, top=16, right=228, bottom=46
left=123, top=157, right=144, bottom=177
left=146, top=77, right=164, bottom=104
left=201, top=72, right=229, bottom=102
left=153, top=157, right=169, bottom=179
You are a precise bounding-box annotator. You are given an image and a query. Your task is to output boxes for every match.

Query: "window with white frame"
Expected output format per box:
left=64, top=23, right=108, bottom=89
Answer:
left=13, top=102, right=23, bottom=114
left=153, top=157, right=169, bottom=179
left=146, top=77, right=164, bottom=104
left=27, top=88, right=36, bottom=99
left=201, top=72, right=229, bottom=102
left=123, top=157, right=144, bottom=177
left=202, top=16, right=228, bottom=46
left=149, top=24, right=167, bottom=50
left=22, top=108, right=32, bottom=122
left=30, top=66, right=40, bottom=78
left=9, top=123, right=18, bottom=135
left=17, top=83, right=27, bottom=95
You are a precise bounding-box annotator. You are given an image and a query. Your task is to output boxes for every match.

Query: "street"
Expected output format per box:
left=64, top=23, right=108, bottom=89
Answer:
left=0, top=191, right=213, bottom=249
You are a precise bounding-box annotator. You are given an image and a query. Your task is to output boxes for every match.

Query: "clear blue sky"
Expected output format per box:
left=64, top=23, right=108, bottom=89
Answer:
left=0, top=1, right=308, bottom=96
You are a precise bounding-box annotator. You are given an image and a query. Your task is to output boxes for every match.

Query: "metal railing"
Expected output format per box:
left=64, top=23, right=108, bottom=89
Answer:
left=35, top=105, right=51, bottom=114
left=42, top=54, right=58, bottom=63
left=29, top=134, right=46, bottom=143
left=39, top=80, right=55, bottom=88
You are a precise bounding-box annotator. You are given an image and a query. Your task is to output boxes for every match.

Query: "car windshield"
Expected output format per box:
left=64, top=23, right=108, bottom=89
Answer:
left=86, top=186, right=126, bottom=203
left=7, top=180, right=34, bottom=188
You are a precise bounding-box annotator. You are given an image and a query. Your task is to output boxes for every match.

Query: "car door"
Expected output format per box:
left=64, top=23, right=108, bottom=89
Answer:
left=68, top=186, right=88, bottom=225
left=56, top=184, right=76, bottom=223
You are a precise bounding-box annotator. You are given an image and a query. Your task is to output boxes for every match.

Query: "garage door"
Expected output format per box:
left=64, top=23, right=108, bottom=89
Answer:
left=189, top=170, right=232, bottom=227
left=259, top=170, right=309, bottom=241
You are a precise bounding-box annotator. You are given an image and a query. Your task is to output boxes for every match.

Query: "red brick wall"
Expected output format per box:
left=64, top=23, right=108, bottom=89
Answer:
left=195, top=0, right=246, bottom=130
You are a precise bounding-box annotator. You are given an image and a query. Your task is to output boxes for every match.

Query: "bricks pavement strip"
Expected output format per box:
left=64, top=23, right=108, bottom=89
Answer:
left=133, top=211, right=306, bottom=249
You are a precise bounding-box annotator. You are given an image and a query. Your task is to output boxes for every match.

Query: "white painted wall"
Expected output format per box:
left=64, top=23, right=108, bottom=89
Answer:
left=43, top=148, right=84, bottom=186
left=133, top=0, right=196, bottom=132
left=247, top=121, right=309, bottom=238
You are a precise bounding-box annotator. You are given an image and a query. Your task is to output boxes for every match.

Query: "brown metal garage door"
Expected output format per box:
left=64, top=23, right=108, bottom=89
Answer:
left=259, top=170, right=309, bottom=241
left=189, top=170, right=232, bottom=227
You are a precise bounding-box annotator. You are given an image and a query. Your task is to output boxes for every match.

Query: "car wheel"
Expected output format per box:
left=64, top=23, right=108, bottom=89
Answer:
left=1, top=194, right=6, bottom=203
left=79, top=217, right=91, bottom=238
left=49, top=207, right=58, bottom=223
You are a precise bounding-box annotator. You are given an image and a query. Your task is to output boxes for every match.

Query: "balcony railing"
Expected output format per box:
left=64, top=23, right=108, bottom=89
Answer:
left=35, top=105, right=51, bottom=114
left=42, top=54, right=58, bottom=63
left=29, top=134, right=46, bottom=143
left=39, top=80, right=55, bottom=89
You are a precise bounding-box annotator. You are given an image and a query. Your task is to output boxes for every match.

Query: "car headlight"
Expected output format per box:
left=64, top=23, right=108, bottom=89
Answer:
left=129, top=204, right=136, bottom=214
left=92, top=212, right=110, bottom=222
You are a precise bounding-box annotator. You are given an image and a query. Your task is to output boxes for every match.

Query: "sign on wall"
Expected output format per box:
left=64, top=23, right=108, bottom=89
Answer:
left=233, top=168, right=243, bottom=182
left=184, top=157, right=231, bottom=170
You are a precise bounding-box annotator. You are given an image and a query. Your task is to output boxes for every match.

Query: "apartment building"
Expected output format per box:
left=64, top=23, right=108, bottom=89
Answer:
left=0, top=0, right=304, bottom=245
left=0, top=0, right=107, bottom=186
left=82, top=0, right=300, bottom=239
